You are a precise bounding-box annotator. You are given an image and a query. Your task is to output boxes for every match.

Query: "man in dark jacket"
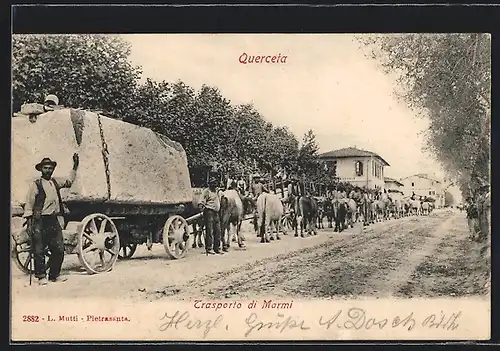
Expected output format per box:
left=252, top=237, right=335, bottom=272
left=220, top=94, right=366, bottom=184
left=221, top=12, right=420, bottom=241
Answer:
left=23, top=153, right=79, bottom=285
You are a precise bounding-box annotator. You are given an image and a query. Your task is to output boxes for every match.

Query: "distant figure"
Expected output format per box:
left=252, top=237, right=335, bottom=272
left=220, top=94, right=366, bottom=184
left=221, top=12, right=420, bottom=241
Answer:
left=236, top=176, right=246, bottom=195
left=44, top=94, right=59, bottom=110
left=476, top=180, right=490, bottom=242
left=465, top=196, right=480, bottom=241
left=251, top=176, right=269, bottom=200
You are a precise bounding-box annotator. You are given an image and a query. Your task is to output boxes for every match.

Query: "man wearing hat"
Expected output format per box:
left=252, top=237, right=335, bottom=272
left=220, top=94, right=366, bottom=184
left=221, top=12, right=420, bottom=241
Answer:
left=251, top=175, right=269, bottom=200
left=198, top=177, right=224, bottom=255
left=23, top=153, right=80, bottom=285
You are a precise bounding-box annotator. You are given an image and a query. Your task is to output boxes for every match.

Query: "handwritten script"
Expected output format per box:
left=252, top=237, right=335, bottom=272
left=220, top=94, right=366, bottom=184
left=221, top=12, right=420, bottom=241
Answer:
left=158, top=307, right=462, bottom=338
left=159, top=310, right=225, bottom=338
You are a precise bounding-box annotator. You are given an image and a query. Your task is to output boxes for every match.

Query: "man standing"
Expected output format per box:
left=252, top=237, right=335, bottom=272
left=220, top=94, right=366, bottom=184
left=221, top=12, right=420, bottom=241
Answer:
left=226, top=174, right=236, bottom=190
left=23, top=153, right=79, bottom=286
left=476, top=181, right=490, bottom=242
left=236, top=176, right=247, bottom=195
left=465, top=195, right=480, bottom=241
left=198, top=177, right=224, bottom=255
left=251, top=175, right=268, bottom=200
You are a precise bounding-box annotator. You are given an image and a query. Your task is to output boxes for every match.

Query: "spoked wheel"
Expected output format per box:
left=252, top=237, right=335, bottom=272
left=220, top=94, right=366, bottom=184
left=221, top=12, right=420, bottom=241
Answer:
left=163, top=215, right=189, bottom=259
left=77, top=213, right=120, bottom=274
left=12, top=238, right=50, bottom=275
left=118, top=243, right=137, bottom=259
left=281, top=212, right=294, bottom=230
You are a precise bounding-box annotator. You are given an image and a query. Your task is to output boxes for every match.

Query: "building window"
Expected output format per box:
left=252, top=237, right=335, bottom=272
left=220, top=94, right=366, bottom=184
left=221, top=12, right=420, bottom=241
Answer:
left=429, top=191, right=432, bottom=195
left=355, top=161, right=363, bottom=176
left=372, top=162, right=375, bottom=176
left=411, top=182, right=415, bottom=187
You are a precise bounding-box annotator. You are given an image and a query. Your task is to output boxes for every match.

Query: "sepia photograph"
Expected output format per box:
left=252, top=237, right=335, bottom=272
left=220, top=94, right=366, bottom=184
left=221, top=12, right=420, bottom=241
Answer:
left=10, top=33, right=491, bottom=341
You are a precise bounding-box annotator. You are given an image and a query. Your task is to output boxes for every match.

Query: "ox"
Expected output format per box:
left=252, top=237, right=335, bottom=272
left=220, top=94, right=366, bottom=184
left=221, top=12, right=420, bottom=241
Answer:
left=409, top=199, right=421, bottom=216
left=220, top=189, right=245, bottom=249
left=420, top=201, right=431, bottom=216
left=323, top=198, right=335, bottom=229
left=345, top=198, right=357, bottom=228
left=256, top=192, right=285, bottom=243
left=189, top=189, right=206, bottom=249
left=401, top=198, right=411, bottom=217
left=371, top=200, right=381, bottom=223
left=391, top=198, right=403, bottom=219
left=360, top=196, right=373, bottom=226
left=296, top=195, right=318, bottom=237
left=378, top=193, right=392, bottom=220
left=240, top=195, right=258, bottom=234
left=333, top=199, right=348, bottom=232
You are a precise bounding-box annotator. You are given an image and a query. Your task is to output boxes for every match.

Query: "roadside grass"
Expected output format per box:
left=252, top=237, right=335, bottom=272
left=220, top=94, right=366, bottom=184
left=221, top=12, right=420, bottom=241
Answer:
left=397, top=217, right=490, bottom=298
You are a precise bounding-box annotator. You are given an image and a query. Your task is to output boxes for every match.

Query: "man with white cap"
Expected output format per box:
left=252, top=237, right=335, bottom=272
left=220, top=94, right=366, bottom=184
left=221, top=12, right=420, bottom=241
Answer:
left=43, top=94, right=60, bottom=111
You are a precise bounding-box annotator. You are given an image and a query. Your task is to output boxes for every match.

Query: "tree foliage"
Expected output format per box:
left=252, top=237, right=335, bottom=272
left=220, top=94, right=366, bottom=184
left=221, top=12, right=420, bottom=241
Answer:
left=359, top=34, right=491, bottom=197
left=12, top=34, right=142, bottom=118
left=12, top=35, right=350, bottom=190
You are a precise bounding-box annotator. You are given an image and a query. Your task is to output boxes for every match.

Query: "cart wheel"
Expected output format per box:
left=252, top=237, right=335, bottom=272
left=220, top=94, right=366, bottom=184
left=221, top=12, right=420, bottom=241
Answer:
left=12, top=239, right=50, bottom=275
left=281, top=213, right=293, bottom=230
left=77, top=213, right=120, bottom=274
left=163, top=215, right=189, bottom=259
left=118, top=243, right=137, bottom=259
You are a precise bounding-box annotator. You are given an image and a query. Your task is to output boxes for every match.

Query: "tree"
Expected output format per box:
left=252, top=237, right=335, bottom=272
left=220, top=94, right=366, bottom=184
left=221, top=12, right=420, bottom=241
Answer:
left=230, top=104, right=269, bottom=174
left=12, top=34, right=142, bottom=118
left=191, top=85, right=234, bottom=169
left=268, top=126, right=300, bottom=174
left=297, top=129, right=322, bottom=180
left=11, top=34, right=308, bottom=184
left=359, top=34, right=491, bottom=198
left=444, top=191, right=455, bottom=207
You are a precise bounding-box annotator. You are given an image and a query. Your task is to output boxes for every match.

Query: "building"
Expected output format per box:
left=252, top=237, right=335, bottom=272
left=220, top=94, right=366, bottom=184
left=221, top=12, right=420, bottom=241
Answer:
left=400, top=173, right=445, bottom=208
left=384, top=177, right=404, bottom=192
left=319, top=147, right=390, bottom=190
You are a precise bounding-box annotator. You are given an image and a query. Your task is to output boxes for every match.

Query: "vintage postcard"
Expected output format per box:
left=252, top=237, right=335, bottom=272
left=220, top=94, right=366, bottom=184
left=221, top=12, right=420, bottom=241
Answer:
left=10, top=33, right=491, bottom=341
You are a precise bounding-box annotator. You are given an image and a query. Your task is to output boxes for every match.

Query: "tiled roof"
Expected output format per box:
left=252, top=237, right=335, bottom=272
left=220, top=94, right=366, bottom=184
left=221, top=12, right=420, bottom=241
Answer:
left=319, top=147, right=390, bottom=166
left=384, top=177, right=404, bottom=186
left=400, top=173, right=441, bottom=183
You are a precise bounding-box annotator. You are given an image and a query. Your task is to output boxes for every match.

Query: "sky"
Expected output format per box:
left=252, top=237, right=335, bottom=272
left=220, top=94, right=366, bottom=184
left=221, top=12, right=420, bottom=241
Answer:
left=123, top=34, right=445, bottom=181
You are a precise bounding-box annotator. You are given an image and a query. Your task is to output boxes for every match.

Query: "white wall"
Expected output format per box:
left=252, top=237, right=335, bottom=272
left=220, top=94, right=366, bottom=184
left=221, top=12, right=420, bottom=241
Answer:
left=323, top=156, right=386, bottom=189
left=401, top=175, right=445, bottom=207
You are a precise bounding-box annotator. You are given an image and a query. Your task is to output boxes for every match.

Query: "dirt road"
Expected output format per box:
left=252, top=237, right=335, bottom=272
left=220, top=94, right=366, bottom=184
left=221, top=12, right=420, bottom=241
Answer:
left=11, top=209, right=490, bottom=301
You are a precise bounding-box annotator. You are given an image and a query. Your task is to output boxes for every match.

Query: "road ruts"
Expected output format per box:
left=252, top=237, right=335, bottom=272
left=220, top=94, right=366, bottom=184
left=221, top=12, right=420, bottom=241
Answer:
left=12, top=210, right=482, bottom=301
left=144, top=210, right=460, bottom=300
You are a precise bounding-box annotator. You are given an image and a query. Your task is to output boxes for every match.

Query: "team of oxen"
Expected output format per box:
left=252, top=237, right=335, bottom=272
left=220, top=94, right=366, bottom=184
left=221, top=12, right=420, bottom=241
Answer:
left=185, top=189, right=436, bottom=249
